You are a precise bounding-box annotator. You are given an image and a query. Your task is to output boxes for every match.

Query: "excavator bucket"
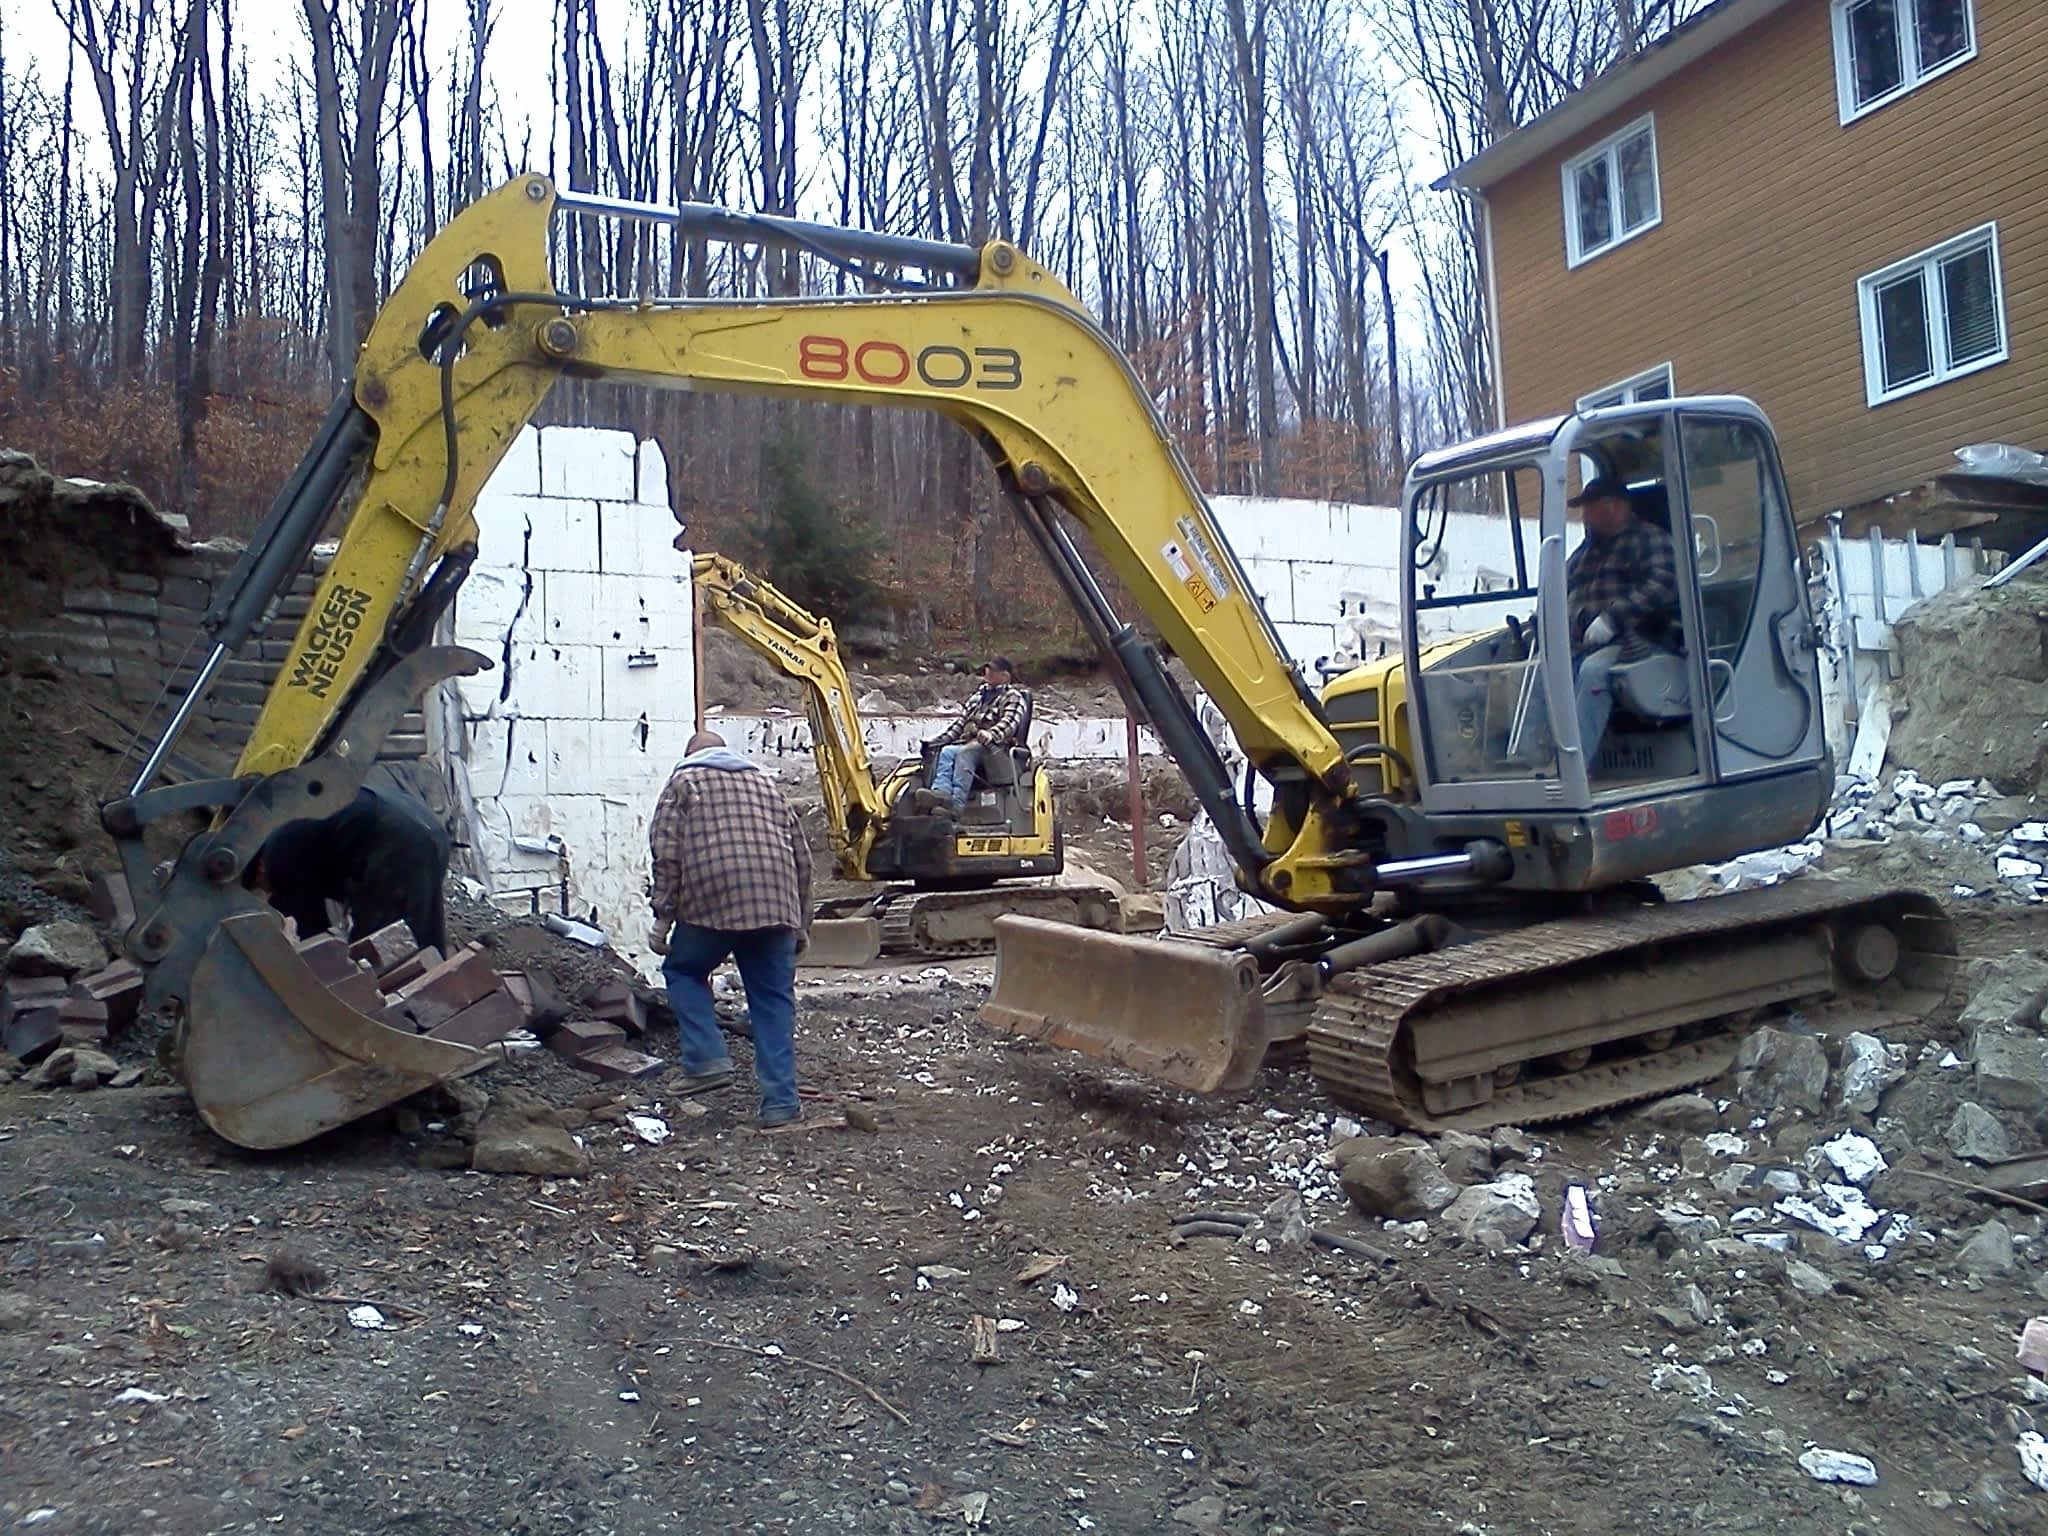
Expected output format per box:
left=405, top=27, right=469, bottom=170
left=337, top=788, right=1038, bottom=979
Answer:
left=980, top=915, right=1269, bottom=1092
left=181, top=911, right=487, bottom=1149
left=803, top=917, right=883, bottom=967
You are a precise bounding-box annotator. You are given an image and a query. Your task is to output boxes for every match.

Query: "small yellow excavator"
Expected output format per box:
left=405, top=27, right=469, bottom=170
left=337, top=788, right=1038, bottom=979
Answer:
left=691, top=551, right=1120, bottom=961
left=102, top=176, right=1951, bottom=1149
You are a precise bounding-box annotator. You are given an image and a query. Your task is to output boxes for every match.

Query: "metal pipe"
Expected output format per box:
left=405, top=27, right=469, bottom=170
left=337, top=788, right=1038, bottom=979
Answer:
left=1374, top=851, right=1479, bottom=883
left=1827, top=511, right=1858, bottom=712
left=1986, top=529, right=2048, bottom=589
left=552, top=188, right=984, bottom=282
left=129, top=642, right=230, bottom=796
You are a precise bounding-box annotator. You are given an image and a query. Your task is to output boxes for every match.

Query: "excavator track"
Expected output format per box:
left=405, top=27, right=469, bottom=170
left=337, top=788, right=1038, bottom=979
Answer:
left=879, top=884, right=1124, bottom=958
left=1306, top=882, right=1956, bottom=1134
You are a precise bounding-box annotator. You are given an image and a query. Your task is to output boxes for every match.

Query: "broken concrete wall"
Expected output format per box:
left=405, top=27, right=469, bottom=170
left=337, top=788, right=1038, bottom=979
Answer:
left=715, top=709, right=1163, bottom=784
left=450, top=426, right=690, bottom=952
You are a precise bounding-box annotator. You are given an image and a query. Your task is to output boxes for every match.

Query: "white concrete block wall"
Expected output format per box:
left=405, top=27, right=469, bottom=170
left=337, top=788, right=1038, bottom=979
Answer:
left=453, top=425, right=691, bottom=952
left=712, top=710, right=1165, bottom=782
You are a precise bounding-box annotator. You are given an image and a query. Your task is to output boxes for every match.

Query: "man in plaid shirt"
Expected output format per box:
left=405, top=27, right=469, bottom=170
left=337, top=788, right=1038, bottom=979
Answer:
left=912, top=656, right=1030, bottom=814
left=647, top=730, right=812, bottom=1125
left=1564, top=476, right=1680, bottom=766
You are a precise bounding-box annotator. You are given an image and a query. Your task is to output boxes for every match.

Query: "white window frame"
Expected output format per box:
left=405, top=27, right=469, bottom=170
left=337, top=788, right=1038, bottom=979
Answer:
left=1578, top=363, right=1676, bottom=411
left=1560, top=115, right=1662, bottom=269
left=1856, top=222, right=2007, bottom=408
left=1830, top=0, right=1977, bottom=125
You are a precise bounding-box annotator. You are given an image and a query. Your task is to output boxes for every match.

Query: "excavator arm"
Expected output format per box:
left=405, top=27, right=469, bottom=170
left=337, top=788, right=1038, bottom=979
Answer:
left=690, top=551, right=889, bottom=877
left=105, top=174, right=1368, bottom=1147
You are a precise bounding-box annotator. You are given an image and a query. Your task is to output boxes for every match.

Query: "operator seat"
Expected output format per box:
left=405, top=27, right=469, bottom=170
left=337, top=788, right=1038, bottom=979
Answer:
left=974, top=688, right=1036, bottom=789
left=1607, top=484, right=1691, bottom=725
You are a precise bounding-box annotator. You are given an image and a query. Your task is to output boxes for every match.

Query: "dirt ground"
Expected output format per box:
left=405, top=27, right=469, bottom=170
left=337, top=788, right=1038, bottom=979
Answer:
left=5, top=895, right=2048, bottom=1536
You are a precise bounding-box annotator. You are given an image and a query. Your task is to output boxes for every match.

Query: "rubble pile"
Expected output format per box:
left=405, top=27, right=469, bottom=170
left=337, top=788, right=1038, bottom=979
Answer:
left=0, top=917, right=143, bottom=1079
left=1888, top=575, right=2048, bottom=799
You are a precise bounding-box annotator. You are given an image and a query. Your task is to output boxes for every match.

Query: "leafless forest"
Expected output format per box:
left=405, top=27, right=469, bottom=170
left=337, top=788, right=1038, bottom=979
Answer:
left=0, top=0, right=1706, bottom=636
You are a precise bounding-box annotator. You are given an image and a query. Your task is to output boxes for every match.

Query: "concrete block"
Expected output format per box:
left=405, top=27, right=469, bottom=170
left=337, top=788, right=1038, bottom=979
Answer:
left=596, top=500, right=688, bottom=577
left=58, top=989, right=110, bottom=1044
left=573, top=1043, right=666, bottom=1080
left=1238, top=557, right=1296, bottom=621
left=486, top=794, right=611, bottom=872
left=601, top=646, right=697, bottom=724
left=1274, top=621, right=1341, bottom=664
left=541, top=572, right=691, bottom=650
left=548, top=1016, right=628, bottom=1058
left=472, top=492, right=601, bottom=573
left=453, top=563, right=540, bottom=639
left=1, top=976, right=70, bottom=1061
left=538, top=425, right=640, bottom=501
left=425, top=988, right=527, bottom=1048
left=160, top=576, right=211, bottom=611
left=63, top=587, right=159, bottom=618
left=636, top=438, right=670, bottom=508
left=509, top=641, right=605, bottom=721
left=113, top=571, right=162, bottom=595
left=465, top=717, right=550, bottom=801
left=482, top=425, right=543, bottom=497
left=1292, top=561, right=1372, bottom=628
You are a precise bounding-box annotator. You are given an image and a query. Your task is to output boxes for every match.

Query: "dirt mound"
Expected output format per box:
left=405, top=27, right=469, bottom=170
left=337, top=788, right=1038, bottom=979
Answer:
left=1890, top=576, right=2048, bottom=795
left=0, top=449, right=188, bottom=645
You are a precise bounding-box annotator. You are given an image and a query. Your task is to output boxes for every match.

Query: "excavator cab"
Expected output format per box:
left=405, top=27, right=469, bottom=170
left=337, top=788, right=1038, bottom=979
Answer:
left=1397, top=395, right=1832, bottom=887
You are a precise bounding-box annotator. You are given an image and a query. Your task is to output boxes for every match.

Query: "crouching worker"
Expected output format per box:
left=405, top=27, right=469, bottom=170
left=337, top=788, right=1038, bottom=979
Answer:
left=647, top=730, right=813, bottom=1128
left=248, top=782, right=451, bottom=954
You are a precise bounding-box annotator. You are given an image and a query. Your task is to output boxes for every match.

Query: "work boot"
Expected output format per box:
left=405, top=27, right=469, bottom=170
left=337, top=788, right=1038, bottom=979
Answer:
left=674, top=1062, right=737, bottom=1096
left=758, top=1103, right=803, bottom=1130
left=909, top=789, right=954, bottom=816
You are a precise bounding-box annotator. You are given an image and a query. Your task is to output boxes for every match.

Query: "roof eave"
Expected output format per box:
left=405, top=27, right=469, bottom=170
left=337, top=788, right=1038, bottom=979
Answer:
left=1442, top=0, right=1796, bottom=193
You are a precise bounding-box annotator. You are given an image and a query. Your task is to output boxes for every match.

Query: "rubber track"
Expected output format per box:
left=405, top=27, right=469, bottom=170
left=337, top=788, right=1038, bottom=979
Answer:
left=880, top=884, right=1122, bottom=959
left=1306, top=881, right=1955, bottom=1134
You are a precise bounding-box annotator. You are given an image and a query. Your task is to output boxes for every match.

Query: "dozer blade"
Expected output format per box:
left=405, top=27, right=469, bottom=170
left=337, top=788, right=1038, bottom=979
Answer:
left=182, top=905, right=487, bottom=1151
left=802, top=917, right=882, bottom=967
left=981, top=915, right=1267, bottom=1092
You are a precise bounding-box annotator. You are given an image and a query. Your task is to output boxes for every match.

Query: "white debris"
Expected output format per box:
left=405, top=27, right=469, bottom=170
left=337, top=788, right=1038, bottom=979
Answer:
left=917, top=1264, right=971, bottom=1284
left=1701, top=1132, right=1749, bottom=1158
left=1997, top=856, right=2044, bottom=880
left=1050, top=1284, right=1080, bottom=1313
left=22, top=1512, right=58, bottom=1527
left=458, top=1322, right=486, bottom=1337
left=995, top=1318, right=1027, bottom=1333
left=625, top=1113, right=671, bottom=1145
left=2020, top=1431, right=2048, bottom=1492
left=1778, top=1183, right=1885, bottom=1244
left=1818, top=1131, right=1887, bottom=1187
left=1237, top=1300, right=1263, bottom=1317
left=1650, top=1363, right=1715, bottom=1399
left=346, top=1305, right=391, bottom=1330
left=918, top=966, right=952, bottom=983
left=111, top=1387, right=166, bottom=1405
left=618, top=1389, right=641, bottom=1402
left=1797, top=1448, right=1878, bottom=1486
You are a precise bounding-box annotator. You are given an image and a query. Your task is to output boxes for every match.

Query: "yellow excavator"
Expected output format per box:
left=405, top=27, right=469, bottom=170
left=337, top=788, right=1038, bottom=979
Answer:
left=101, top=175, right=1951, bottom=1149
left=691, top=551, right=1120, bottom=961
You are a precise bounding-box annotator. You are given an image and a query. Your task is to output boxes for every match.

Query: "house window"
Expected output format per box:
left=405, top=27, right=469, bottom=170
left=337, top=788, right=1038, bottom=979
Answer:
left=1831, top=0, right=1975, bottom=122
left=1579, top=364, right=1675, bottom=411
left=1561, top=116, right=1660, bottom=267
left=1857, top=224, right=2005, bottom=406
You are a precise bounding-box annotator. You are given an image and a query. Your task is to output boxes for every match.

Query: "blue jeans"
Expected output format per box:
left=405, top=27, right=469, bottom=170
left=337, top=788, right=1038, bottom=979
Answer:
left=1574, top=644, right=1621, bottom=767
left=660, top=921, right=800, bottom=1117
left=931, top=743, right=984, bottom=809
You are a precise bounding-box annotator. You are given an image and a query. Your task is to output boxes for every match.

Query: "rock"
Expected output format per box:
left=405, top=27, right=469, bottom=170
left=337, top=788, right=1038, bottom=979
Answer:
left=1958, top=955, right=2048, bottom=1033
left=1491, top=1126, right=1536, bottom=1162
left=1253, top=1190, right=1312, bottom=1250
left=1835, top=1033, right=1901, bottom=1115
left=5, top=921, right=109, bottom=978
left=1658, top=1204, right=1723, bottom=1244
left=1733, top=1027, right=1829, bottom=1114
left=471, top=1090, right=591, bottom=1177
left=1948, top=1102, right=2013, bottom=1164
left=1970, top=1027, right=2048, bottom=1112
left=1635, top=1092, right=1720, bottom=1134
left=419, top=1142, right=470, bottom=1171
left=1440, top=1173, right=1540, bottom=1249
left=1817, top=1131, right=1886, bottom=1186
left=1171, top=1495, right=1225, bottom=1530
left=0, top=1292, right=36, bottom=1330
left=1955, top=1219, right=2017, bottom=1278
left=1783, top=1258, right=1835, bottom=1296
left=108, top=1066, right=143, bottom=1089
left=1338, top=1141, right=1462, bottom=1222
left=1798, top=1448, right=1878, bottom=1486
left=1433, top=1129, right=1493, bottom=1185
left=22, top=1046, right=118, bottom=1089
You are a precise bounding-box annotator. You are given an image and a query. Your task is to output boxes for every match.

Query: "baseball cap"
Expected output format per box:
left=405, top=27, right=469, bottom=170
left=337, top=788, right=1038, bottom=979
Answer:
left=983, top=656, right=1014, bottom=676
left=1568, top=475, right=1629, bottom=507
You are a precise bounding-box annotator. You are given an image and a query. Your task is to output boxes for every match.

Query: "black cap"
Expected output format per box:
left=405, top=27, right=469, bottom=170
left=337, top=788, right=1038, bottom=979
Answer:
left=983, top=655, right=1014, bottom=677
left=1568, top=475, right=1629, bottom=507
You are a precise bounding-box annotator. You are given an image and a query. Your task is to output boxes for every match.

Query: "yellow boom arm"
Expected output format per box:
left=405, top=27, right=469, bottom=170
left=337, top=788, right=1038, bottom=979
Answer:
left=198, top=175, right=1357, bottom=910
left=690, top=551, right=889, bottom=870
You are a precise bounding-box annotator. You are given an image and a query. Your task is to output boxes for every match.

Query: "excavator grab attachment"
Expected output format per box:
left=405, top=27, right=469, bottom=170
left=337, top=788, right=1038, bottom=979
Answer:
left=981, top=915, right=1269, bottom=1092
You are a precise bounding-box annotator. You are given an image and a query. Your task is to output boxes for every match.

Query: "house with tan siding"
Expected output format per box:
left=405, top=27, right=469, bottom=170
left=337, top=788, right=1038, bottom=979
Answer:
left=1444, top=0, right=2048, bottom=543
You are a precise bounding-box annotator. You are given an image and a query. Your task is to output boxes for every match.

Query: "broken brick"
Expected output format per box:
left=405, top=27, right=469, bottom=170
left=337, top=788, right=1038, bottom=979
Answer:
left=426, top=989, right=528, bottom=1049
left=572, top=1043, right=667, bottom=1081
left=496, top=971, right=534, bottom=1013
left=88, top=871, right=136, bottom=932
left=329, top=967, right=388, bottom=1018
left=2, top=976, right=69, bottom=1062
left=375, top=945, right=444, bottom=995
left=57, top=990, right=110, bottom=1046
left=349, top=920, right=422, bottom=975
left=391, top=946, right=501, bottom=1031
left=77, top=960, right=144, bottom=1034
left=296, top=934, right=359, bottom=985
left=584, top=980, right=647, bottom=1035
left=547, top=1017, right=628, bottom=1059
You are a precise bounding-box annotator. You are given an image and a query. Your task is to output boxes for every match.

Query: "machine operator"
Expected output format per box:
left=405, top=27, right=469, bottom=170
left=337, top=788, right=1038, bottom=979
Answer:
left=1564, top=476, right=1679, bottom=767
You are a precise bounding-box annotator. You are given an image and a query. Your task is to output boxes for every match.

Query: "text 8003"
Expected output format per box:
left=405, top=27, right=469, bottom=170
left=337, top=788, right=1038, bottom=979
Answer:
left=797, top=336, right=1021, bottom=391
